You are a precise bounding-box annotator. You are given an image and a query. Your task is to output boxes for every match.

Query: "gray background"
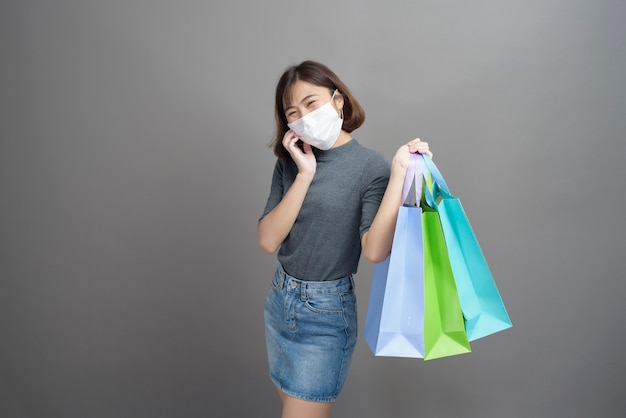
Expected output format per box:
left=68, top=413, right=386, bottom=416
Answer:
left=1, top=1, right=625, bottom=417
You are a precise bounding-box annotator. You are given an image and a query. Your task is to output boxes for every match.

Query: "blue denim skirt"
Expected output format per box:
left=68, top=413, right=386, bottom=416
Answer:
left=264, top=265, right=358, bottom=403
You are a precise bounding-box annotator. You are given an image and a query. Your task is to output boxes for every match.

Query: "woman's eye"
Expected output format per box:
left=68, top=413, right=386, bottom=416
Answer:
left=307, top=100, right=316, bottom=107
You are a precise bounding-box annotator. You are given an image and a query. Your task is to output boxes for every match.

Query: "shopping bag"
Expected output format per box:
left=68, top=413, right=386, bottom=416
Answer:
left=422, top=202, right=472, bottom=360
left=422, top=155, right=512, bottom=341
left=364, top=155, right=425, bottom=357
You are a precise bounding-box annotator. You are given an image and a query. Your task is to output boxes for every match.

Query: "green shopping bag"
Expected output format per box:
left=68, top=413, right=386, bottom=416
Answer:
left=422, top=203, right=472, bottom=360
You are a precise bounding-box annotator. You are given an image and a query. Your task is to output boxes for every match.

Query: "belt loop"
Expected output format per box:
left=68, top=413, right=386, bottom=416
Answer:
left=300, top=281, right=307, bottom=301
left=278, top=273, right=285, bottom=289
left=276, top=266, right=286, bottom=289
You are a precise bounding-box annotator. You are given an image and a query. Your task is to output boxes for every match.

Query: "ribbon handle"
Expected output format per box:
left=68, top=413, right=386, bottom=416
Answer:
left=421, top=154, right=453, bottom=208
left=401, top=153, right=424, bottom=206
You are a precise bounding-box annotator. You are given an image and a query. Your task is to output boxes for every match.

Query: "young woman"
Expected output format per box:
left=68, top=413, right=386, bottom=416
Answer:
left=257, top=60, right=432, bottom=418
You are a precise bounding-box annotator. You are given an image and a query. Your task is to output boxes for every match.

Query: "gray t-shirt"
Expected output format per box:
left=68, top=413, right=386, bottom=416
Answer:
left=259, top=139, right=390, bottom=281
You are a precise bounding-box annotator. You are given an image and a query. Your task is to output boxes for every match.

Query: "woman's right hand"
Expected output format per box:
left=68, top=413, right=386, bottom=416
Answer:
left=282, top=130, right=316, bottom=176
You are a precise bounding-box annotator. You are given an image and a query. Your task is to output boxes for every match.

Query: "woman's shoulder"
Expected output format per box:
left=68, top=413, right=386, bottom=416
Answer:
left=341, top=140, right=390, bottom=188
left=351, top=140, right=390, bottom=169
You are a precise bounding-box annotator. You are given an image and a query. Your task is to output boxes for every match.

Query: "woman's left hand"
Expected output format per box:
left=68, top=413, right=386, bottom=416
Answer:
left=391, top=137, right=433, bottom=176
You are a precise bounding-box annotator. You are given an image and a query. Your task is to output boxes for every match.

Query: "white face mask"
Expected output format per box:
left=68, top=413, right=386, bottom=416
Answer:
left=287, top=90, right=343, bottom=150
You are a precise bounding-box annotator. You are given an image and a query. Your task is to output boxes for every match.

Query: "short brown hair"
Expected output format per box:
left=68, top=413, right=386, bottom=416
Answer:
left=270, top=61, right=366, bottom=159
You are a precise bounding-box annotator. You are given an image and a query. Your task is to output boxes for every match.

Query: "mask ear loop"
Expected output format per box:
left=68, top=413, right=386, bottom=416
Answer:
left=331, top=89, right=344, bottom=119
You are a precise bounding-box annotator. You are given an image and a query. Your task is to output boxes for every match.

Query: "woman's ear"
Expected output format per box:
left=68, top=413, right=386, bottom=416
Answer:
left=334, top=92, right=344, bottom=111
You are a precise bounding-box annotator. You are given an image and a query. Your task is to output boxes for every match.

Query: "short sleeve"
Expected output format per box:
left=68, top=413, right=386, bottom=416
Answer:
left=359, top=158, right=390, bottom=237
left=259, top=159, right=285, bottom=223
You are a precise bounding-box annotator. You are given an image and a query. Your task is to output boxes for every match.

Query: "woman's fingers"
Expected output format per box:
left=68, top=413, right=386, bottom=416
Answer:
left=282, top=130, right=299, bottom=149
left=407, top=137, right=433, bottom=158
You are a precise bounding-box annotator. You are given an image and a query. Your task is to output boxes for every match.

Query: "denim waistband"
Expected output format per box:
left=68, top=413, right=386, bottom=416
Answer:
left=274, top=265, right=354, bottom=296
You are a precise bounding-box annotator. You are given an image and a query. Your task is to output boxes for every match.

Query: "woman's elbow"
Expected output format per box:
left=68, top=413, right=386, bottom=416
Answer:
left=257, top=223, right=279, bottom=254
left=362, top=247, right=389, bottom=264
left=258, top=236, right=279, bottom=254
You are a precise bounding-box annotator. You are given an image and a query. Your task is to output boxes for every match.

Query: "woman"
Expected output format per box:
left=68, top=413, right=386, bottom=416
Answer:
left=257, top=60, right=432, bottom=418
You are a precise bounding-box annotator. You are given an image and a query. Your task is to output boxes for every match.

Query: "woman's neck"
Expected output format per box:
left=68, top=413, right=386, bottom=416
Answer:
left=332, top=130, right=352, bottom=148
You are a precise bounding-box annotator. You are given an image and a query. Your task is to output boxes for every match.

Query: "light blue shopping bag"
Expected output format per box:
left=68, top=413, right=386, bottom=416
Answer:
left=364, top=155, right=426, bottom=357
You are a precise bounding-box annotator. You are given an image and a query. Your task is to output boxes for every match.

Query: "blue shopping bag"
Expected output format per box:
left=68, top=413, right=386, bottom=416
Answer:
left=364, top=155, right=425, bottom=357
left=421, top=155, right=512, bottom=341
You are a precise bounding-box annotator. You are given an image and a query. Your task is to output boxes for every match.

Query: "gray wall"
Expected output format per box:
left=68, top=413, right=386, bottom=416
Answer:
left=2, top=1, right=625, bottom=417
